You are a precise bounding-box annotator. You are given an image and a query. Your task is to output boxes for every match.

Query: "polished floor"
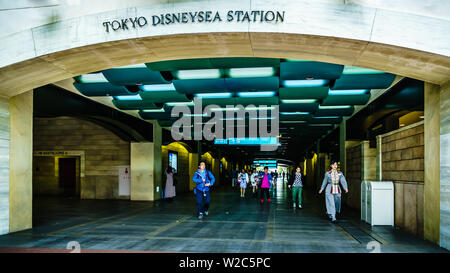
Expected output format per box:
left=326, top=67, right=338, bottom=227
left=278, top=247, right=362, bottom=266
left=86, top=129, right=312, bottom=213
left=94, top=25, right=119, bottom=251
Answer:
left=0, top=179, right=447, bottom=253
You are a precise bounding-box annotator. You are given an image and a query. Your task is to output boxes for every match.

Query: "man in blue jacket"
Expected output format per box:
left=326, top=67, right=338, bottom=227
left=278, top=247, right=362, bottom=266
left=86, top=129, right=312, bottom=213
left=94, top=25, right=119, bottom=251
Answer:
left=193, top=161, right=215, bottom=219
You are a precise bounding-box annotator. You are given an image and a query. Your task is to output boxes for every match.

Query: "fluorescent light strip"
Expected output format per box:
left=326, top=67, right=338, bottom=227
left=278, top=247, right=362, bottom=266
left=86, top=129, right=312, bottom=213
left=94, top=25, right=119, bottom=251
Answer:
left=237, top=91, right=276, bottom=97
left=314, top=116, right=340, bottom=119
left=165, top=101, right=195, bottom=106
left=77, top=73, right=109, bottom=83
left=281, top=99, right=317, bottom=104
left=114, top=94, right=142, bottom=101
left=280, top=112, right=309, bottom=115
left=194, top=93, right=233, bottom=98
left=140, top=83, right=176, bottom=92
left=328, top=89, right=368, bottom=95
left=228, top=67, right=275, bottom=78
left=310, top=124, right=332, bottom=126
left=142, top=108, right=165, bottom=113
left=282, top=79, right=329, bottom=88
left=280, top=121, right=307, bottom=123
left=175, top=69, right=221, bottom=79
left=318, top=105, right=352, bottom=109
left=209, top=106, right=276, bottom=111
left=249, top=117, right=276, bottom=120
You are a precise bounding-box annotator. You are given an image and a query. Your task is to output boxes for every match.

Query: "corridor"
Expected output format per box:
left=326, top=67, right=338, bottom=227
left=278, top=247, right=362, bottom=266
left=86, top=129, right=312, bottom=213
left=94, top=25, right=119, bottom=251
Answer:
left=0, top=179, right=445, bottom=253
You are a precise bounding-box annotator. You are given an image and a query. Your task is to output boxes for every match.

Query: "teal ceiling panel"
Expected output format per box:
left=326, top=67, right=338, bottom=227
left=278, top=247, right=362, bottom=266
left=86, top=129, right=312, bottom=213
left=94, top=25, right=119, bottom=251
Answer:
left=211, top=58, right=280, bottom=68
left=112, top=100, right=160, bottom=110
left=279, top=86, right=329, bottom=100
left=157, top=120, right=176, bottom=127
left=138, top=110, right=173, bottom=120
left=331, top=73, right=395, bottom=90
left=146, top=58, right=214, bottom=71
left=225, top=77, right=279, bottom=92
left=234, top=97, right=279, bottom=106
left=280, top=61, right=344, bottom=80
left=74, top=82, right=133, bottom=96
left=310, top=116, right=342, bottom=124
left=202, top=98, right=236, bottom=107
left=139, top=91, right=191, bottom=103
left=280, top=102, right=319, bottom=113
left=102, top=68, right=172, bottom=85
left=280, top=114, right=312, bottom=121
left=146, top=58, right=281, bottom=71
left=322, top=94, right=371, bottom=106
left=173, top=79, right=227, bottom=94
left=314, top=106, right=354, bottom=117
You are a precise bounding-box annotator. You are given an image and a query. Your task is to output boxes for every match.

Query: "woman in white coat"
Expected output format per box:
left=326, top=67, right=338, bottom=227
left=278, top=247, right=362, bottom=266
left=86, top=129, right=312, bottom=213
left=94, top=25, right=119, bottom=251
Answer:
left=239, top=169, right=249, bottom=198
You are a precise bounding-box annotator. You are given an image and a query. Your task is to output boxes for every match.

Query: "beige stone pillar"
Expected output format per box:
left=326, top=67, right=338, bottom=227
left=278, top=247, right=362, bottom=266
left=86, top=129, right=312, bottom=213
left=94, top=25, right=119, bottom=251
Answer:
left=9, top=90, right=33, bottom=233
left=130, top=122, right=163, bottom=201
left=424, top=82, right=440, bottom=243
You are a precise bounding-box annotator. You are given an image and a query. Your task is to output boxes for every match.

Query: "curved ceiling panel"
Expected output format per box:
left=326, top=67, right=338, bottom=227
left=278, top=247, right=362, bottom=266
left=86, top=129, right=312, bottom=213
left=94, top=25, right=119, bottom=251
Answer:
left=279, top=86, right=329, bottom=100
left=314, top=106, right=355, bottom=117
left=321, top=94, right=371, bottom=106
left=280, top=61, right=344, bottom=80
left=173, top=78, right=227, bottom=94
left=102, top=68, right=172, bottom=85
left=112, top=99, right=160, bottom=110
left=74, top=82, right=134, bottom=96
left=225, top=77, right=279, bottom=92
left=331, top=73, right=396, bottom=90
left=279, top=102, right=319, bottom=113
left=139, top=91, right=191, bottom=103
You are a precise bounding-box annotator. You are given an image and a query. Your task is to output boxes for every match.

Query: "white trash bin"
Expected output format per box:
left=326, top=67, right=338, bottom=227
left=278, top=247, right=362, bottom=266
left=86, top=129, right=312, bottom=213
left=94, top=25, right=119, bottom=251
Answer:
left=367, top=181, right=394, bottom=226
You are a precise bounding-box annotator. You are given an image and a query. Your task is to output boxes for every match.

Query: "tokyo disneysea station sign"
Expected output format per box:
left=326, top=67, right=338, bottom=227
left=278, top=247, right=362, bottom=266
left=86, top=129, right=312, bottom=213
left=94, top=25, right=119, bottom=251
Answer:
left=102, top=10, right=285, bottom=32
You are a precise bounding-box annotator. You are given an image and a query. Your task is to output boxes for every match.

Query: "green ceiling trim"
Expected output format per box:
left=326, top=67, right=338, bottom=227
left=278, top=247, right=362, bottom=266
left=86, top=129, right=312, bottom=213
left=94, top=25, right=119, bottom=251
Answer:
left=279, top=86, right=329, bottom=100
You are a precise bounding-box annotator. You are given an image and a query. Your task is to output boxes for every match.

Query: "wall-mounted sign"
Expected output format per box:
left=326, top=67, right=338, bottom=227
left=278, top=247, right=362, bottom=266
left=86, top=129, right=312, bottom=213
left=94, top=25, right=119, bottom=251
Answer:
left=103, top=10, right=285, bottom=32
left=118, top=166, right=131, bottom=196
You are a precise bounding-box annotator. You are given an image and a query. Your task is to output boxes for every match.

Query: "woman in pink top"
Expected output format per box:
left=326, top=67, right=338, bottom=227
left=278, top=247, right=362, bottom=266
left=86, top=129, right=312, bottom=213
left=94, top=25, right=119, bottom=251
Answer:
left=258, top=166, right=273, bottom=204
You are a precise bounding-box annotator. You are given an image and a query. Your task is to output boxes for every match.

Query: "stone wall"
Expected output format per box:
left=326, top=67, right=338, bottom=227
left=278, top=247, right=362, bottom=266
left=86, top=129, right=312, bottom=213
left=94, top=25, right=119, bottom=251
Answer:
left=380, top=121, right=424, bottom=237
left=33, top=116, right=130, bottom=200
left=345, top=141, right=377, bottom=210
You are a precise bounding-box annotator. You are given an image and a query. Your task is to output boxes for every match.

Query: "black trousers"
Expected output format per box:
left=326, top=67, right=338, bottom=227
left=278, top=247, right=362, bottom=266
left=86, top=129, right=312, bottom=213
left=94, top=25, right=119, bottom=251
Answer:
left=260, top=188, right=270, bottom=200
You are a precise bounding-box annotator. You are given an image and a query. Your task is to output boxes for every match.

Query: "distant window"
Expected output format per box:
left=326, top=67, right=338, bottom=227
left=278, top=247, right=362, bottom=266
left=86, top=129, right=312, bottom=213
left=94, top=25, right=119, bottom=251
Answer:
left=168, top=151, right=178, bottom=173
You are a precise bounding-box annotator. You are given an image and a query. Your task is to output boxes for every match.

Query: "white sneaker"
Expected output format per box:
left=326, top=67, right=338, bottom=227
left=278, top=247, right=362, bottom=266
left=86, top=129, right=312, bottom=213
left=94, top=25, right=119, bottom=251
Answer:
left=299, top=205, right=302, bottom=209
left=204, top=211, right=208, bottom=216
left=293, top=203, right=296, bottom=208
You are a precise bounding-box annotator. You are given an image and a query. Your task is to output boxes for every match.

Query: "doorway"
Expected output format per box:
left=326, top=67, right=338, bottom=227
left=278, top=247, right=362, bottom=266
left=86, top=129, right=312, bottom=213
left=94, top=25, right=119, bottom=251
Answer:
left=59, top=158, right=77, bottom=197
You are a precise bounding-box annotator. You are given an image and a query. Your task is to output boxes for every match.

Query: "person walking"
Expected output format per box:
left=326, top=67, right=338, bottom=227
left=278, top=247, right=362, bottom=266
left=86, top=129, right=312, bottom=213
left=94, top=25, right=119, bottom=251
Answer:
left=250, top=169, right=259, bottom=198
left=288, top=166, right=303, bottom=209
left=319, top=160, right=348, bottom=223
left=193, top=161, right=215, bottom=220
left=239, top=168, right=249, bottom=197
left=231, top=169, right=238, bottom=187
left=258, top=166, right=273, bottom=204
left=164, top=166, right=176, bottom=201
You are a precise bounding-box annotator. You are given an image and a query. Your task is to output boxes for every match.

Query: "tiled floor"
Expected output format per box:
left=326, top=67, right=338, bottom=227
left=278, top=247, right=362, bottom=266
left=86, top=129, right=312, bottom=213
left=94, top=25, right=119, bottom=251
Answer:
left=0, top=180, right=447, bottom=253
